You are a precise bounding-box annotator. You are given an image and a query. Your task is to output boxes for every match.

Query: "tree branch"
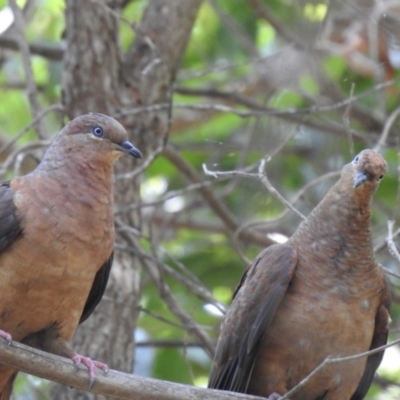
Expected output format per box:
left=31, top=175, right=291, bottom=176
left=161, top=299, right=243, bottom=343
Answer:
left=0, top=36, right=63, bottom=60
left=9, top=0, right=47, bottom=138
left=0, top=340, right=262, bottom=400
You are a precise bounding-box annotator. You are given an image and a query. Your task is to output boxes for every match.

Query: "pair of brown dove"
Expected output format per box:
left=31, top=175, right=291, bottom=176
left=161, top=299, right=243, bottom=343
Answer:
left=209, top=150, right=391, bottom=400
left=0, top=112, right=390, bottom=400
left=0, top=113, right=141, bottom=399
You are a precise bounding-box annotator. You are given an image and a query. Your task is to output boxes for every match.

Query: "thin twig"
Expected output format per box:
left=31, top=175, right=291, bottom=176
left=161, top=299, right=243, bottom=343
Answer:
left=116, top=225, right=216, bottom=356
left=282, top=337, right=400, bottom=400
left=9, top=0, right=47, bottom=139
left=0, top=104, right=64, bottom=157
left=135, top=339, right=207, bottom=348
left=343, top=83, right=355, bottom=158
left=374, top=104, right=400, bottom=152
left=165, top=145, right=273, bottom=247
left=386, top=220, right=400, bottom=264
left=0, top=139, right=51, bottom=178
left=203, top=160, right=305, bottom=220
left=115, top=143, right=163, bottom=180
left=380, top=264, right=400, bottom=280
left=0, top=35, right=63, bottom=60
left=258, top=158, right=306, bottom=220
left=374, top=226, right=400, bottom=253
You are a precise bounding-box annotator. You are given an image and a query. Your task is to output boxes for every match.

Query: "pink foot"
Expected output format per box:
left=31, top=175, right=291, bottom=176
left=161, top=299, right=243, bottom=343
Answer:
left=0, top=330, right=12, bottom=346
left=72, top=354, right=108, bottom=389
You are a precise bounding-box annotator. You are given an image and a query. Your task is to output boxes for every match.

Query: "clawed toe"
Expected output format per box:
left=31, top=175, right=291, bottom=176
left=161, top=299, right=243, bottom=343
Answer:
left=72, top=354, right=108, bottom=390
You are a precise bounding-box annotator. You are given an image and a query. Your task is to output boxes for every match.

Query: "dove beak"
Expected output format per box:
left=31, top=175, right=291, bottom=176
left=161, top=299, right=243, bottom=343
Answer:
left=354, top=171, right=368, bottom=188
left=118, top=140, right=142, bottom=158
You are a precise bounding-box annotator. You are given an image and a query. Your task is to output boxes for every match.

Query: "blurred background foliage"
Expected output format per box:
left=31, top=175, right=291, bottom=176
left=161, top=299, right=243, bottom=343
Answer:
left=1, top=0, right=400, bottom=398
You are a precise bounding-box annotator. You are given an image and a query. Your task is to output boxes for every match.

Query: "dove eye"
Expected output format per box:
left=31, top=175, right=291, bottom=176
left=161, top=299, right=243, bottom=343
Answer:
left=92, top=126, right=104, bottom=137
left=378, top=175, right=384, bottom=180
left=353, top=155, right=360, bottom=164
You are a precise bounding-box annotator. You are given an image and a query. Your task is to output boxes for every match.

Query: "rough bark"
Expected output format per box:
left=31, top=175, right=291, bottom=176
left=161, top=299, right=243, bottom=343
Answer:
left=54, top=0, right=202, bottom=399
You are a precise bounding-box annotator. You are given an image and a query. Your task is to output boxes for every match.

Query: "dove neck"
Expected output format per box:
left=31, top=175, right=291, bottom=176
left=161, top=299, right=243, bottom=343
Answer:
left=292, top=181, right=375, bottom=269
left=34, top=147, right=115, bottom=194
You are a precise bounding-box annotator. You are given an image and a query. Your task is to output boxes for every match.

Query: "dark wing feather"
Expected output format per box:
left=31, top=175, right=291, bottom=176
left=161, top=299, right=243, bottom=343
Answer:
left=351, top=271, right=391, bottom=400
left=0, top=181, right=22, bottom=253
left=79, top=252, right=114, bottom=324
left=208, top=244, right=298, bottom=392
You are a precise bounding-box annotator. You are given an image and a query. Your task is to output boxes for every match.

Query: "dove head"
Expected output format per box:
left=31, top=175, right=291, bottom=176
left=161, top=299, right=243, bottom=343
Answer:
left=341, top=150, right=387, bottom=193
left=38, top=113, right=142, bottom=173
left=62, top=113, right=141, bottom=158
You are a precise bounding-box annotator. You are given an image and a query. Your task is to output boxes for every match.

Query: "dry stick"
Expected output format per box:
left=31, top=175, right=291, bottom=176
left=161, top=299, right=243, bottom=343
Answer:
left=281, top=337, right=400, bottom=400
left=115, top=241, right=216, bottom=336
left=117, top=90, right=394, bottom=143
left=174, top=80, right=396, bottom=117
left=164, top=145, right=274, bottom=247
left=234, top=169, right=341, bottom=238
left=209, top=0, right=258, bottom=57
left=151, top=215, right=227, bottom=235
left=161, top=261, right=225, bottom=315
left=0, top=104, right=64, bottom=157
left=177, top=53, right=278, bottom=81
left=122, top=161, right=253, bottom=214
left=115, top=217, right=224, bottom=313
left=160, top=248, right=225, bottom=313
left=147, top=213, right=224, bottom=315
left=0, top=36, right=63, bottom=60
left=203, top=159, right=306, bottom=264
left=258, top=158, right=306, bottom=220
left=380, top=264, right=400, bottom=280
left=115, top=143, right=164, bottom=180
left=374, top=104, right=400, bottom=152
left=202, top=160, right=305, bottom=221
left=8, top=0, right=47, bottom=139
left=0, top=340, right=263, bottom=400
left=386, top=220, right=400, bottom=264
left=123, top=231, right=216, bottom=356
left=0, top=139, right=50, bottom=178
left=136, top=339, right=204, bottom=348
left=247, top=0, right=304, bottom=48
left=137, top=306, right=194, bottom=331
left=116, top=176, right=230, bottom=213
left=374, top=226, right=400, bottom=253
left=343, top=83, right=355, bottom=158
left=90, top=0, right=139, bottom=34
left=140, top=254, right=216, bottom=356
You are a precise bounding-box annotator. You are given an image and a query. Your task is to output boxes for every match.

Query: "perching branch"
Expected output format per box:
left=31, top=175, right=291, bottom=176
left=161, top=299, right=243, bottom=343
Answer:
left=0, top=339, right=262, bottom=400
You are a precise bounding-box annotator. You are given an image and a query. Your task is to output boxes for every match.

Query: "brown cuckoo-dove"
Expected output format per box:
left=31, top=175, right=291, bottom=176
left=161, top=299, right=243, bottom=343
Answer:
left=0, top=113, right=141, bottom=399
left=208, top=149, right=391, bottom=400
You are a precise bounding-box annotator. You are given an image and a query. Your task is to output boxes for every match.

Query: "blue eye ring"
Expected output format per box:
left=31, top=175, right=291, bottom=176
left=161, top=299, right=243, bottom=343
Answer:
left=353, top=155, right=359, bottom=164
left=92, top=126, right=104, bottom=137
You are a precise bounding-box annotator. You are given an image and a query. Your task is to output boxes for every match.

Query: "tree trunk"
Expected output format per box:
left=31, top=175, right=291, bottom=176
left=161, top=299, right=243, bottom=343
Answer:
left=52, top=0, right=202, bottom=398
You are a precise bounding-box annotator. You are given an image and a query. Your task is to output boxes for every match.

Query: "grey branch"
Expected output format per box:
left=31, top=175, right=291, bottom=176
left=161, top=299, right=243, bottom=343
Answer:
left=0, top=339, right=263, bottom=400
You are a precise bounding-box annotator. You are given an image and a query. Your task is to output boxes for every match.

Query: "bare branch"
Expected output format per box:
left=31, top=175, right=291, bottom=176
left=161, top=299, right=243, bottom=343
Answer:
left=282, top=337, right=400, bottom=400
left=0, top=104, right=64, bottom=158
left=258, top=158, right=306, bottom=220
left=0, top=340, right=263, bottom=400
left=386, top=220, right=400, bottom=264
left=203, top=159, right=305, bottom=221
left=164, top=145, right=274, bottom=247
left=374, top=105, right=400, bottom=152
left=0, top=36, right=63, bottom=60
left=8, top=0, right=47, bottom=138
left=115, top=224, right=216, bottom=357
